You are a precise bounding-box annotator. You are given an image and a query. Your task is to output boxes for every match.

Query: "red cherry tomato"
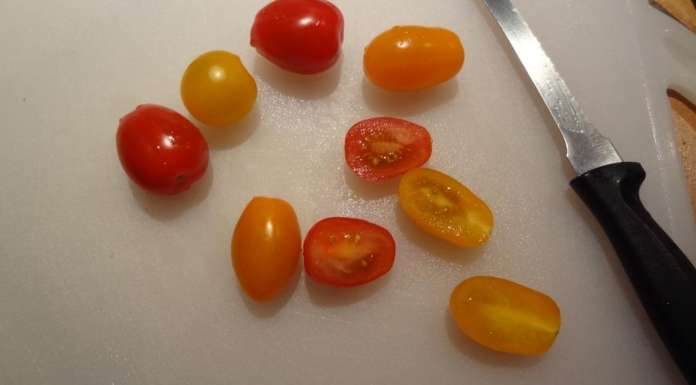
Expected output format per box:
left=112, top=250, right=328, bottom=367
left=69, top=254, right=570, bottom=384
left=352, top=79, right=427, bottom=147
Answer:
left=303, top=217, right=396, bottom=287
left=116, top=104, right=209, bottom=195
left=345, top=117, right=432, bottom=181
left=250, top=0, right=344, bottom=74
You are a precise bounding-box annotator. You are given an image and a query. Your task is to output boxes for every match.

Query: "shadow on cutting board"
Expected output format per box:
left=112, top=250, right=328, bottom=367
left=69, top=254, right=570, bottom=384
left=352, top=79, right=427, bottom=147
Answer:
left=361, top=78, right=459, bottom=116
left=196, top=107, right=261, bottom=150
left=253, top=55, right=342, bottom=100
left=342, top=165, right=400, bottom=200
left=304, top=273, right=391, bottom=307
left=564, top=189, right=688, bottom=384
left=129, top=163, right=214, bottom=221
left=444, top=311, right=542, bottom=368
left=241, top=265, right=302, bottom=318
left=394, top=204, right=486, bottom=263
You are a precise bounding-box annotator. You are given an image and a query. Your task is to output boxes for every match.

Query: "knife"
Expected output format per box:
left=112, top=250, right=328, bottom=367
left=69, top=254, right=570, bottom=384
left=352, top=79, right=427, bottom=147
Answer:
left=482, top=0, right=696, bottom=383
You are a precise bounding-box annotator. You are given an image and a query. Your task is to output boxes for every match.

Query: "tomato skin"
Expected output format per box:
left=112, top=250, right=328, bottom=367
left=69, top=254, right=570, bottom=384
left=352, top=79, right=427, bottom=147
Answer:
left=232, top=197, right=302, bottom=302
left=181, top=51, right=257, bottom=127
left=449, top=276, right=561, bottom=355
left=251, top=0, right=344, bottom=74
left=345, top=117, right=432, bottom=181
left=304, top=217, right=396, bottom=287
left=399, top=168, right=493, bottom=247
left=364, top=26, right=464, bottom=91
left=116, top=104, right=209, bottom=195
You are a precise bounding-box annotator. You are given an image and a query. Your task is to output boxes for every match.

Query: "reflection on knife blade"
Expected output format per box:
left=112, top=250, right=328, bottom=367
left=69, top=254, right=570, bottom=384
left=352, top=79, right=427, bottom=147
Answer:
left=482, top=0, right=622, bottom=175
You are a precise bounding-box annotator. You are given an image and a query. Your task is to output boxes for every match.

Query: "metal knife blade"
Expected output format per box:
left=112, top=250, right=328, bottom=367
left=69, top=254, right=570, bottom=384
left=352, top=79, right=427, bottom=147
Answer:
left=482, top=2, right=696, bottom=383
left=482, top=0, right=622, bottom=175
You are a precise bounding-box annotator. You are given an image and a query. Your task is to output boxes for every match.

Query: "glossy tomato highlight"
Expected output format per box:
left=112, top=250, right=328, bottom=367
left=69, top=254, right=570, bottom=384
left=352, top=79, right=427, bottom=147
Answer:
left=364, top=26, right=464, bottom=91
left=232, top=197, right=302, bottom=302
left=116, top=104, right=209, bottom=195
left=251, top=0, right=344, bottom=74
left=181, top=51, right=257, bottom=127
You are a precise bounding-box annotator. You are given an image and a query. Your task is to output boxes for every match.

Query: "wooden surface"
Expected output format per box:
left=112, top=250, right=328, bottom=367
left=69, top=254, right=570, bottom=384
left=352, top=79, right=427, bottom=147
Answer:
left=652, top=0, right=696, bottom=31
left=669, top=91, right=696, bottom=218
left=658, top=0, right=696, bottom=216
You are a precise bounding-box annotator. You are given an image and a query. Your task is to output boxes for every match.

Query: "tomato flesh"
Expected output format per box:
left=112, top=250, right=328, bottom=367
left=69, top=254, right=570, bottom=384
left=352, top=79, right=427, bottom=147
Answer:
left=364, top=26, right=464, bottom=91
left=232, top=197, right=302, bottom=302
left=345, top=117, right=432, bottom=181
left=304, top=217, right=395, bottom=287
left=251, top=0, right=344, bottom=74
left=116, top=104, right=209, bottom=195
left=181, top=50, right=257, bottom=127
left=399, top=168, right=493, bottom=247
left=449, top=276, right=561, bottom=355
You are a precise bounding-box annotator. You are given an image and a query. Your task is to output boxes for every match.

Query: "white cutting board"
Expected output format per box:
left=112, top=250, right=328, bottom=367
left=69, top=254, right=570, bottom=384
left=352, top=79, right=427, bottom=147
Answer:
left=1, top=0, right=695, bottom=384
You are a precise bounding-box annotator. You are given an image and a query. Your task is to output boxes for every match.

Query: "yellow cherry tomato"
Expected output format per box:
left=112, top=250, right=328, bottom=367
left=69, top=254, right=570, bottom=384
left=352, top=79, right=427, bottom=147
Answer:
left=364, top=26, right=465, bottom=92
left=181, top=50, right=257, bottom=127
left=398, top=168, right=493, bottom=247
left=449, top=276, right=561, bottom=355
left=232, top=197, right=301, bottom=302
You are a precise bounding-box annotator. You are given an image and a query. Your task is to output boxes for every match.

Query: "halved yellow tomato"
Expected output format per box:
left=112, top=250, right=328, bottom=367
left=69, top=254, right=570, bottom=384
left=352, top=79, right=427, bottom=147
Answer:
left=449, top=276, right=561, bottom=355
left=232, top=197, right=301, bottom=302
left=398, top=168, right=493, bottom=247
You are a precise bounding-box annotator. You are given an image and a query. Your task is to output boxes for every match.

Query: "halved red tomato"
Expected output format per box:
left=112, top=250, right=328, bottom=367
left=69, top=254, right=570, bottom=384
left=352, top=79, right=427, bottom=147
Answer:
left=303, top=217, right=396, bottom=287
left=345, top=117, right=432, bottom=181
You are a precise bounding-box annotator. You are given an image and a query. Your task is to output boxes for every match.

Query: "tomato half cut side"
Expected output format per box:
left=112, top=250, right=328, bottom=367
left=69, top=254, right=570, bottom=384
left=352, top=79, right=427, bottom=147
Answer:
left=449, top=276, right=561, bottom=355
left=345, top=117, right=432, bottom=181
left=399, top=168, right=493, bottom=247
left=303, top=217, right=396, bottom=287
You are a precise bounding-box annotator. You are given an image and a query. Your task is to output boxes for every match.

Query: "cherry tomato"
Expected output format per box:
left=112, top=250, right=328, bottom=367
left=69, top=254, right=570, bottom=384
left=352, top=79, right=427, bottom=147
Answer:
left=181, top=50, right=257, bottom=127
left=450, top=276, right=561, bottom=355
left=345, top=117, right=432, bottom=181
left=116, top=104, right=208, bottom=195
left=304, top=217, right=395, bottom=287
left=364, top=26, right=464, bottom=91
left=251, top=0, right=344, bottom=74
left=232, top=197, right=302, bottom=302
left=399, top=168, right=493, bottom=247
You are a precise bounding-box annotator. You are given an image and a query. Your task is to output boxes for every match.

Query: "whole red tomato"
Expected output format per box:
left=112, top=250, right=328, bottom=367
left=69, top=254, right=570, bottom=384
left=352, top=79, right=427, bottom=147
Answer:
left=116, top=104, right=209, bottom=195
left=250, top=0, right=344, bottom=74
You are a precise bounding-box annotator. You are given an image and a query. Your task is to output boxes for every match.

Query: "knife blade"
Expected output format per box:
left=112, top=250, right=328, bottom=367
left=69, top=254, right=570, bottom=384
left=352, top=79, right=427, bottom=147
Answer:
left=482, top=0, right=621, bottom=175
left=482, top=1, right=696, bottom=383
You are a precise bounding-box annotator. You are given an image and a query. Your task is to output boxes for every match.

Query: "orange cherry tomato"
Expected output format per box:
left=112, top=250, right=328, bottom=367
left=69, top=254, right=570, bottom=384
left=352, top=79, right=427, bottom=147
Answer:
left=304, top=217, right=395, bottom=287
left=449, top=276, right=561, bottom=355
left=364, top=26, right=464, bottom=91
left=398, top=168, right=493, bottom=247
left=345, top=117, right=432, bottom=181
left=232, top=197, right=301, bottom=302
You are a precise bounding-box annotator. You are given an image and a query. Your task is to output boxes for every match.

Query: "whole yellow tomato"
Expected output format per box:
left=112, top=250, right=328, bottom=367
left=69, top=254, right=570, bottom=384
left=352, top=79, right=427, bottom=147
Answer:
left=364, top=26, right=464, bottom=91
left=181, top=50, right=257, bottom=127
left=450, top=276, right=561, bottom=355
left=232, top=197, right=301, bottom=302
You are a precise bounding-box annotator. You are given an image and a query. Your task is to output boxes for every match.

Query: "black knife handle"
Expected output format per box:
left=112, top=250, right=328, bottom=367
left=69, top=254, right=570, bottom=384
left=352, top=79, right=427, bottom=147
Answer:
left=571, top=162, right=696, bottom=384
